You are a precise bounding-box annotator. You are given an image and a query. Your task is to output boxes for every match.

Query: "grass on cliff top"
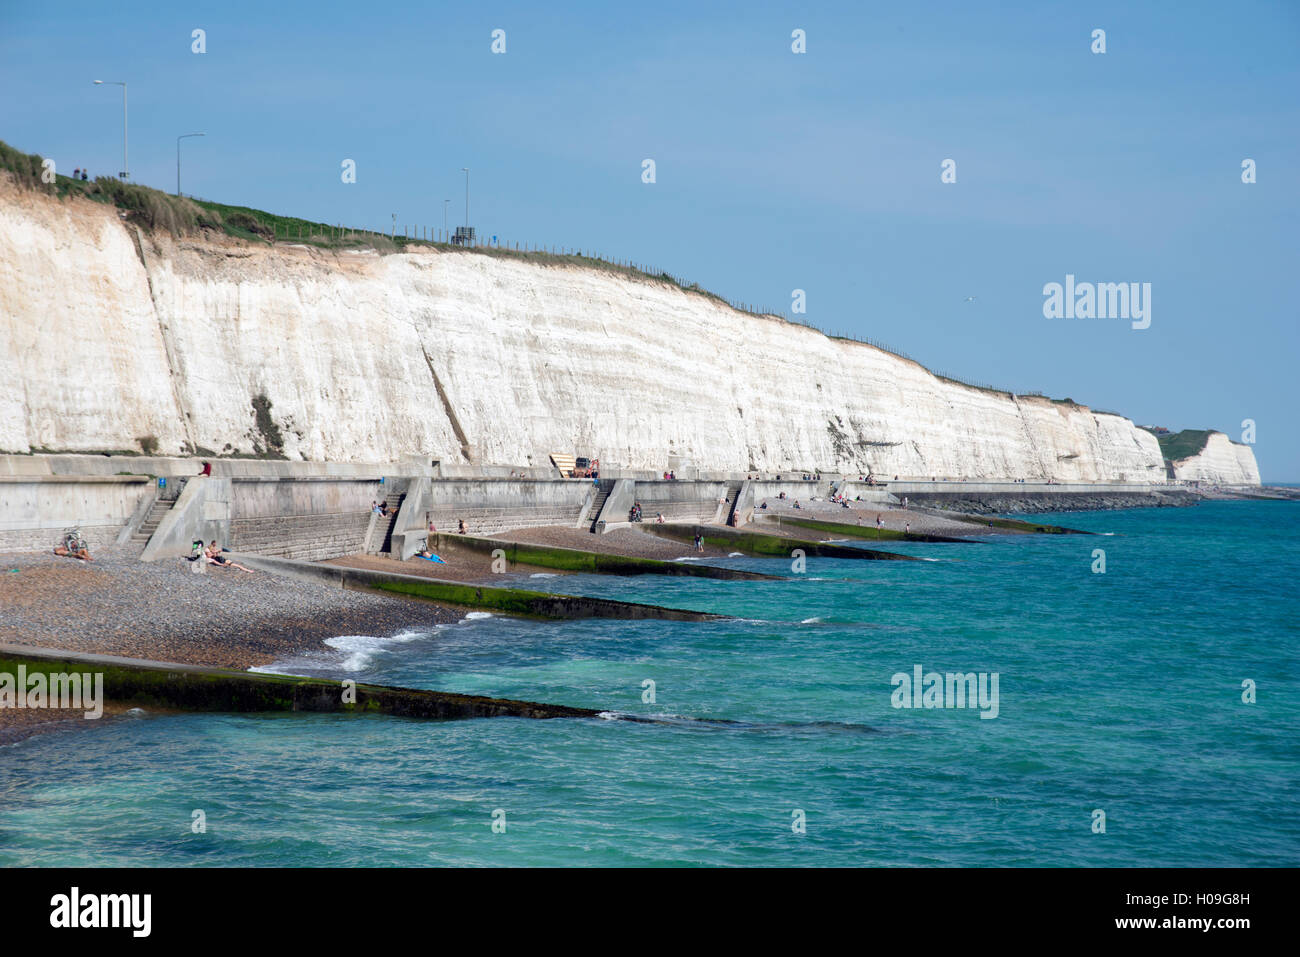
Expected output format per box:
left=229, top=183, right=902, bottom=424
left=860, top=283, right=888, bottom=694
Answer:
left=3, top=137, right=1081, bottom=404
left=1158, top=429, right=1215, bottom=462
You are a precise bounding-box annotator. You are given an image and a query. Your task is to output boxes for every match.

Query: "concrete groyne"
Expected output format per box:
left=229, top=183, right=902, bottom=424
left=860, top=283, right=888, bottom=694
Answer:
left=429, top=532, right=782, bottom=580
left=750, top=513, right=978, bottom=543
left=639, top=524, right=920, bottom=560
left=234, top=553, right=728, bottom=621
left=0, top=644, right=599, bottom=721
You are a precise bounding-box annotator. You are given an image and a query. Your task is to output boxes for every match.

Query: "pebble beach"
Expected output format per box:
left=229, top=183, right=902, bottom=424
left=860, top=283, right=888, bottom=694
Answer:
left=0, top=543, right=460, bottom=742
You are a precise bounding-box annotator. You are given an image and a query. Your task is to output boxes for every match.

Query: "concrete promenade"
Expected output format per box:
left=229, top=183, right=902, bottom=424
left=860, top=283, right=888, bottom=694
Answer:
left=0, top=452, right=1233, bottom=559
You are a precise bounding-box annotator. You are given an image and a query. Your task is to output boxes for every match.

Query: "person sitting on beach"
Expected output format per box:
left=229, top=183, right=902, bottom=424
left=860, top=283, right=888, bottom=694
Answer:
left=458, top=519, right=467, bottom=534
left=53, top=541, right=93, bottom=562
left=205, top=541, right=254, bottom=573
left=656, top=512, right=664, bottom=523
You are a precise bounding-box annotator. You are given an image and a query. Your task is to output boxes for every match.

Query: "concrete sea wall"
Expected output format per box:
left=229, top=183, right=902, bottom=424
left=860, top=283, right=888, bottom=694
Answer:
left=0, top=475, right=152, bottom=552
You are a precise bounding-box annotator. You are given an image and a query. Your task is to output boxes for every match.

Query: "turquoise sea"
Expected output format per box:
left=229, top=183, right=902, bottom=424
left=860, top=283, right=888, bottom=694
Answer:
left=1, top=501, right=1296, bottom=867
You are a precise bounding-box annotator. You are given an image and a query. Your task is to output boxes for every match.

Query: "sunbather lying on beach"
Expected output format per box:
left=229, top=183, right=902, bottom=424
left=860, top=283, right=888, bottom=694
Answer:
left=53, top=543, right=93, bottom=562
left=205, top=541, right=254, bottom=573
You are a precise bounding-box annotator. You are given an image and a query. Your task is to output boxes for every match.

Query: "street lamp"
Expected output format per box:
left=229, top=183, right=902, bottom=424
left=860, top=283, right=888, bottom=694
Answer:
left=93, top=80, right=128, bottom=179
left=176, top=133, right=205, bottom=197
left=461, top=167, right=469, bottom=229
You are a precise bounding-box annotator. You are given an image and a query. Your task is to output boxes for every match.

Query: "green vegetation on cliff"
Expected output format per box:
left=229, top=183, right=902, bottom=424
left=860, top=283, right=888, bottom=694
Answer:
left=1157, top=430, right=1214, bottom=462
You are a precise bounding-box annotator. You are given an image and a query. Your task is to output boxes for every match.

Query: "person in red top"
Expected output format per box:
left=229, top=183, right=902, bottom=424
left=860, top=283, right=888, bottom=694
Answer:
left=198, top=461, right=212, bottom=476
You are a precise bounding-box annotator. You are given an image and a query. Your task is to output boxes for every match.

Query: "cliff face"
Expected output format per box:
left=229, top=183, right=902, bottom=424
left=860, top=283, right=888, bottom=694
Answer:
left=1170, top=432, right=1261, bottom=485
left=0, top=178, right=1258, bottom=484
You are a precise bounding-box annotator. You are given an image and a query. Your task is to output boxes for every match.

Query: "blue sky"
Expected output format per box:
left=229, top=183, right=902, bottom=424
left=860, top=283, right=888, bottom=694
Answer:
left=2, top=0, right=1297, bottom=478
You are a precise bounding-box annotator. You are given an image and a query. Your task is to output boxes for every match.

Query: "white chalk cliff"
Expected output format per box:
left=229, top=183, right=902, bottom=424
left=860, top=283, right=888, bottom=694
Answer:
left=0, top=176, right=1260, bottom=485
left=1169, top=432, right=1261, bottom=485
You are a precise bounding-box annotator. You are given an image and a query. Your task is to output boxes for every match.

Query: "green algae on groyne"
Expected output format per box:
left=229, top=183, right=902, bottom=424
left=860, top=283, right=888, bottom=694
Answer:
left=235, top=553, right=728, bottom=621
left=752, top=514, right=978, bottom=543
left=639, top=524, right=920, bottom=560
left=430, top=532, right=782, bottom=580
left=0, top=645, right=600, bottom=721
left=923, top=512, right=1092, bottom=534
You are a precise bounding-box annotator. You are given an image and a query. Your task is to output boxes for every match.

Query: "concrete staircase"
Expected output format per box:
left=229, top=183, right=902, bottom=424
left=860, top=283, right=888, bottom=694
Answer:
left=376, top=491, right=406, bottom=555
left=720, top=481, right=743, bottom=525
left=587, top=481, right=613, bottom=532
left=131, top=498, right=173, bottom=544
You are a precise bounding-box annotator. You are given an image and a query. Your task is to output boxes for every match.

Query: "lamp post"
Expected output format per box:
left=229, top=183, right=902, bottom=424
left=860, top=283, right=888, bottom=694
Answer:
left=443, top=199, right=449, bottom=233
left=461, top=167, right=469, bottom=229
left=176, top=133, right=205, bottom=197
left=93, top=80, right=128, bottom=179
